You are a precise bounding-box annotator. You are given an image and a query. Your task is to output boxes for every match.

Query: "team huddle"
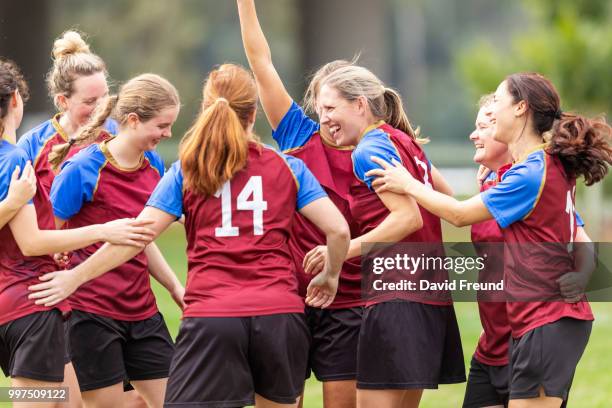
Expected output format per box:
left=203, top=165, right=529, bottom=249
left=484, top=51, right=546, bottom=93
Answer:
left=1, top=1, right=611, bottom=408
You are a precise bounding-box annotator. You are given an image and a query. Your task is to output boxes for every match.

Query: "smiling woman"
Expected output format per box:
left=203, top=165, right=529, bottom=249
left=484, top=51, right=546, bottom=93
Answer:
left=41, top=73, right=182, bottom=407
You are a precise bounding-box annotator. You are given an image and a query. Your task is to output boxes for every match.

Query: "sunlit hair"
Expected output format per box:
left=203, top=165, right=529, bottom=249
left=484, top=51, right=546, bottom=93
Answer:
left=49, top=73, right=179, bottom=169
left=46, top=30, right=107, bottom=110
left=303, top=55, right=359, bottom=116
left=478, top=93, right=494, bottom=108
left=320, top=65, right=425, bottom=143
left=179, top=64, right=258, bottom=196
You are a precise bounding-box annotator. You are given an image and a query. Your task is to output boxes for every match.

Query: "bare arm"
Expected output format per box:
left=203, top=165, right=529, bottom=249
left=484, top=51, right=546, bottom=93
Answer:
left=145, top=242, right=185, bottom=309
left=299, top=197, right=350, bottom=278
left=9, top=205, right=154, bottom=256
left=558, top=226, right=596, bottom=302
left=298, top=197, right=350, bottom=308
left=431, top=164, right=453, bottom=196
left=237, top=0, right=293, bottom=129
left=346, top=190, right=422, bottom=259
left=367, top=156, right=493, bottom=227
left=29, top=206, right=176, bottom=306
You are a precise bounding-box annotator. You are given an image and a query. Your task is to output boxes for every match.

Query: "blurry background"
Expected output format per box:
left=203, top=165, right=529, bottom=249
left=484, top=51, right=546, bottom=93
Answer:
left=1, top=0, right=611, bottom=406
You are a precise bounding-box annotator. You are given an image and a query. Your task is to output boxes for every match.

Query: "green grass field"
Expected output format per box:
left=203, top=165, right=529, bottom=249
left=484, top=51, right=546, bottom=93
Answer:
left=1, top=222, right=611, bottom=407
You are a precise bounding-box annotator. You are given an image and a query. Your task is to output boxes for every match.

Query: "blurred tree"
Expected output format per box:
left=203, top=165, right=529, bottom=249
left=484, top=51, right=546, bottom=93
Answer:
left=50, top=0, right=300, bottom=155
left=457, top=0, right=612, bottom=115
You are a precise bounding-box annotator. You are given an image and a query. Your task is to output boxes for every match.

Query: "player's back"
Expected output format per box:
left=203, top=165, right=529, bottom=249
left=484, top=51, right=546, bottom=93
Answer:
left=180, top=142, right=317, bottom=318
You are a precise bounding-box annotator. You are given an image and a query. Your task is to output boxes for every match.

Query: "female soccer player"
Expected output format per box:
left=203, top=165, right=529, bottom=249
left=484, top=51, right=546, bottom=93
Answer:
left=316, top=65, right=465, bottom=408
left=32, top=73, right=182, bottom=408
left=18, top=30, right=118, bottom=197
left=237, top=3, right=454, bottom=406
left=237, top=1, right=363, bottom=404
left=30, top=63, right=350, bottom=408
left=17, top=31, right=160, bottom=408
left=367, top=72, right=611, bottom=408
left=0, top=59, right=154, bottom=401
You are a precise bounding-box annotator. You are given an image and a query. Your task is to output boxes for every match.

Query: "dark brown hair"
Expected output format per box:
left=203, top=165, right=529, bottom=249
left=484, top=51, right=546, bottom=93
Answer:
left=0, top=59, right=29, bottom=136
left=506, top=72, right=611, bottom=185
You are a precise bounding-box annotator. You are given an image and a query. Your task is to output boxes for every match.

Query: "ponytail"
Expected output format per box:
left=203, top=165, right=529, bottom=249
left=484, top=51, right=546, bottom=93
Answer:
left=547, top=113, right=612, bottom=186
left=179, top=64, right=257, bottom=197
left=382, top=88, right=426, bottom=143
left=180, top=99, right=249, bottom=196
left=48, top=94, right=117, bottom=169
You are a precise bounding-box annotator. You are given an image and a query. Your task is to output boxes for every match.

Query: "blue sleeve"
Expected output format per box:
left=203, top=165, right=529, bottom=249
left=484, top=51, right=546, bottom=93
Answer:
left=103, top=118, right=119, bottom=135
left=481, top=153, right=545, bottom=229
left=284, top=155, right=327, bottom=210
left=146, top=161, right=183, bottom=219
left=50, top=149, right=102, bottom=220
left=575, top=211, right=585, bottom=227
left=352, top=129, right=402, bottom=190
left=0, top=147, right=31, bottom=203
left=272, top=101, right=320, bottom=152
left=145, top=151, right=165, bottom=177
left=16, top=133, right=37, bottom=162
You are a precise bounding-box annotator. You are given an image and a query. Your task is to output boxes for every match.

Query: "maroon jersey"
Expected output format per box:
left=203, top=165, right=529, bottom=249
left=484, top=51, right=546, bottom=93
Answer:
left=0, top=141, right=69, bottom=325
left=471, top=165, right=512, bottom=366
left=351, top=122, right=449, bottom=306
left=482, top=146, right=593, bottom=338
left=18, top=114, right=117, bottom=228
left=50, top=140, right=164, bottom=321
left=146, top=143, right=327, bottom=317
left=272, top=102, right=363, bottom=308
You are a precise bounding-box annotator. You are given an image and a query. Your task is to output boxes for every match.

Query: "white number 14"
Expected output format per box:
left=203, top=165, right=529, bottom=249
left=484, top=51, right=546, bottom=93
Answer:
left=214, top=176, right=268, bottom=237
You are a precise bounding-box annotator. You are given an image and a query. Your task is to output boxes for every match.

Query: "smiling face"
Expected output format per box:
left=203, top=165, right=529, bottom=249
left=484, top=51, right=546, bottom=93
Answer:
left=470, top=103, right=510, bottom=170
left=490, top=79, right=525, bottom=145
left=318, top=84, right=367, bottom=146
left=128, top=105, right=179, bottom=151
left=58, top=72, right=109, bottom=127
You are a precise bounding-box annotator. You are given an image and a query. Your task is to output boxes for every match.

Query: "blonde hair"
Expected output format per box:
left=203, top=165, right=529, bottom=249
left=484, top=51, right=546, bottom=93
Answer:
left=46, top=30, right=107, bottom=109
left=49, top=73, right=179, bottom=169
left=320, top=65, right=424, bottom=142
left=303, top=56, right=358, bottom=115
left=179, top=64, right=258, bottom=196
left=478, top=93, right=494, bottom=108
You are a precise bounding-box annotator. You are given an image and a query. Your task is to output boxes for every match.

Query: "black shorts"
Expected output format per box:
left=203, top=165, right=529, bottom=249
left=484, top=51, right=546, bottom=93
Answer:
left=66, top=310, right=174, bottom=392
left=357, top=300, right=466, bottom=389
left=509, top=317, right=592, bottom=402
left=0, top=310, right=65, bottom=382
left=306, top=306, right=363, bottom=381
left=164, top=313, right=310, bottom=407
left=463, top=356, right=509, bottom=408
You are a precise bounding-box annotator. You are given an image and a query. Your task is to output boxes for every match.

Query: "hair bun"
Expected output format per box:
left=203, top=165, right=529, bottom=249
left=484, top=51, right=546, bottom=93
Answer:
left=52, top=30, right=90, bottom=59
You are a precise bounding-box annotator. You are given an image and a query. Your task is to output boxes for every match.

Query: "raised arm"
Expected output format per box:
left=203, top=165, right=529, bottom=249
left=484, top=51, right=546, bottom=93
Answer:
left=29, top=206, right=176, bottom=307
left=237, top=0, right=292, bottom=129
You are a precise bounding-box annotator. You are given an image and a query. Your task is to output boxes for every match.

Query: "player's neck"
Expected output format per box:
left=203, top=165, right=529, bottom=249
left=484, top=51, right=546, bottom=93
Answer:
left=484, top=153, right=512, bottom=172
left=107, top=133, right=143, bottom=168
left=58, top=113, right=79, bottom=139
left=1, top=118, right=17, bottom=144
left=508, top=129, right=543, bottom=163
